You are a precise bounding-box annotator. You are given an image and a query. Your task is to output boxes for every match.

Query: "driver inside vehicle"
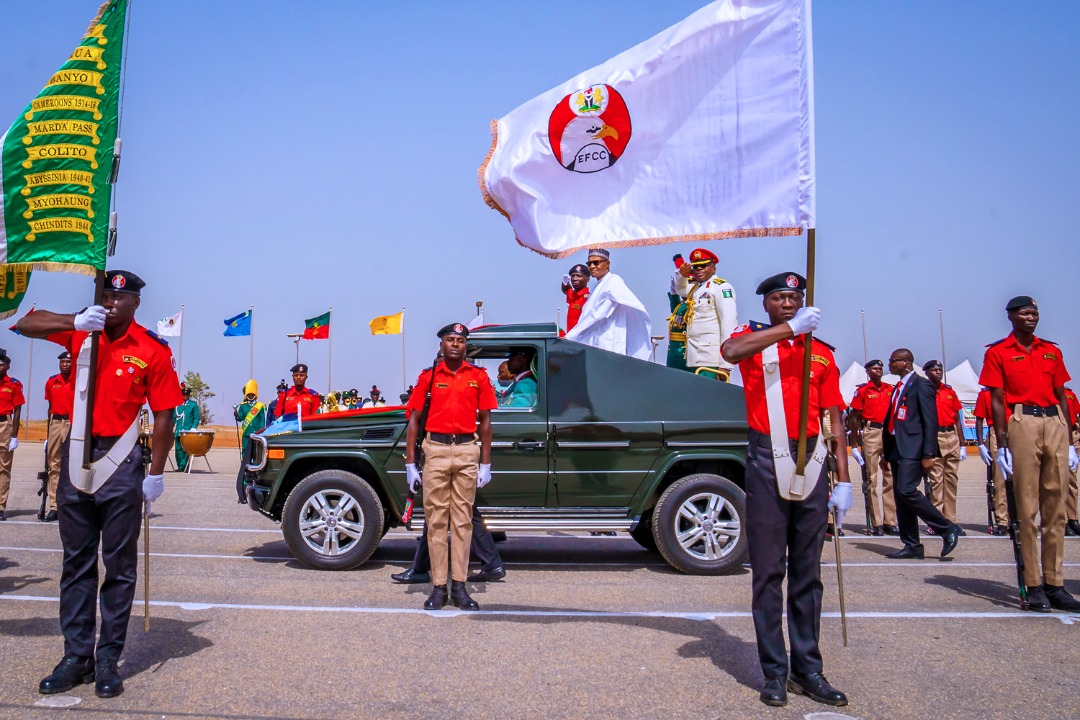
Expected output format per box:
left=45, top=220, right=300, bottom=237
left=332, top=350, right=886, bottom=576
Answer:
left=498, top=347, right=538, bottom=409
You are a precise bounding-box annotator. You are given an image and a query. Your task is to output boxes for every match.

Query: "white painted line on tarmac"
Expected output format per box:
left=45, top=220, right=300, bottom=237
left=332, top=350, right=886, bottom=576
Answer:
left=2, top=593, right=1076, bottom=624
left=0, top=520, right=280, bottom=533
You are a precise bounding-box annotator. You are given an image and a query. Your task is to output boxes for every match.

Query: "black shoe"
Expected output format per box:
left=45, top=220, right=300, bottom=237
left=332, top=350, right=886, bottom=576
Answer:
left=39, top=655, right=95, bottom=695
left=957, top=526, right=967, bottom=536
left=787, top=672, right=847, bottom=707
left=1066, top=520, right=1080, bottom=537
left=1024, top=585, right=1052, bottom=613
left=423, top=584, right=448, bottom=610
left=886, top=545, right=925, bottom=560
left=871, top=526, right=885, bottom=536
left=882, top=524, right=899, bottom=536
left=941, top=525, right=961, bottom=558
left=449, top=581, right=479, bottom=611
left=94, top=660, right=123, bottom=698
left=467, top=566, right=506, bottom=582
left=391, top=568, right=431, bottom=584
left=759, top=677, right=787, bottom=707
left=43, top=510, right=58, bottom=522
left=1044, top=585, right=1080, bottom=613
left=0, top=511, right=6, bottom=521
left=992, top=525, right=1010, bottom=536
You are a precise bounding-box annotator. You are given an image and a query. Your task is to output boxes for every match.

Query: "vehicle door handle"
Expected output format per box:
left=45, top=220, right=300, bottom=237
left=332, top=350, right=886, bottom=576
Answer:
left=517, top=440, right=545, bottom=451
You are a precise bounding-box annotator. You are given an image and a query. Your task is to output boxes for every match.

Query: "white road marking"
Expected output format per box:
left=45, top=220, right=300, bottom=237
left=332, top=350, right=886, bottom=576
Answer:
left=34, top=696, right=81, bottom=708
left=2, top=593, right=1076, bottom=624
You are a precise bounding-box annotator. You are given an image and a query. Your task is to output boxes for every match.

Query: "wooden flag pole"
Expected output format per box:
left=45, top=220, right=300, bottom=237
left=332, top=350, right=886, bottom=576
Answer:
left=177, top=303, right=184, bottom=379
left=327, top=307, right=333, bottom=392
left=82, top=271, right=106, bottom=468
left=143, top=507, right=150, bottom=631
left=939, top=308, right=947, bottom=383
left=23, top=311, right=34, bottom=441
left=794, top=228, right=816, bottom=476
left=860, top=309, right=868, bottom=366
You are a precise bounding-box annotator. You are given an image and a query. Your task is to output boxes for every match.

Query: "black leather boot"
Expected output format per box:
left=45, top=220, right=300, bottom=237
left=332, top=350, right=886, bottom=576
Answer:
left=94, top=660, right=124, bottom=698
left=39, top=655, right=95, bottom=694
left=449, top=581, right=479, bottom=611
left=759, top=677, right=787, bottom=706
left=423, top=584, right=448, bottom=610
left=787, top=672, right=847, bottom=706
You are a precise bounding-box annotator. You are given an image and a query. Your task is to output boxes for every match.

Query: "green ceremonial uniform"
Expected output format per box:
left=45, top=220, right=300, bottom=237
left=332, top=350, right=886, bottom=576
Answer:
left=173, top=399, right=200, bottom=471
left=235, top=401, right=267, bottom=455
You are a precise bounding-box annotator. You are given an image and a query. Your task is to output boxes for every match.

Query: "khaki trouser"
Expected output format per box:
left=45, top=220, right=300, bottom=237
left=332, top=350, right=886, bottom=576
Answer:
left=862, top=426, right=895, bottom=526
left=46, top=418, right=71, bottom=512
left=0, top=418, right=13, bottom=510
left=1067, top=429, right=1079, bottom=522
left=929, top=428, right=961, bottom=522
left=988, top=433, right=1009, bottom=526
left=1006, top=409, right=1068, bottom=587
left=421, top=437, right=480, bottom=585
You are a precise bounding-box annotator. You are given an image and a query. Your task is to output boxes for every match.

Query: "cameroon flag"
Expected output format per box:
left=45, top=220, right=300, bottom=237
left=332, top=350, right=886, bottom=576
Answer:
left=303, top=311, right=330, bottom=339
left=369, top=311, right=403, bottom=335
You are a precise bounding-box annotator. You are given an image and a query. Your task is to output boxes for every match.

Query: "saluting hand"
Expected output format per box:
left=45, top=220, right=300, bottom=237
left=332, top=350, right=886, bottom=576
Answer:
left=74, top=305, right=107, bottom=332
left=477, top=464, right=492, bottom=488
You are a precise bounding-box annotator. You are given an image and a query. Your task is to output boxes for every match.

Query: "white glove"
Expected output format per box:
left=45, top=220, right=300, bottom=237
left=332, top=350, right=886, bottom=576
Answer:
left=786, top=306, right=821, bottom=336
left=406, top=464, right=421, bottom=493
left=959, top=446, right=968, bottom=461
left=74, top=305, right=107, bottom=332
left=1070, top=446, right=1079, bottom=473
left=851, top=447, right=865, bottom=467
left=828, top=482, right=853, bottom=526
left=978, top=444, right=992, bottom=466
left=143, top=473, right=164, bottom=513
left=7, top=437, right=17, bottom=451
left=477, top=464, right=492, bottom=488
left=561, top=274, right=571, bottom=286
left=996, top=448, right=1013, bottom=477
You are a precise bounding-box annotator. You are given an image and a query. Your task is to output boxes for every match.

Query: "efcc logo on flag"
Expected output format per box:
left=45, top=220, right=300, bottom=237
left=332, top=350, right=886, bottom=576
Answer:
left=548, top=84, right=631, bottom=174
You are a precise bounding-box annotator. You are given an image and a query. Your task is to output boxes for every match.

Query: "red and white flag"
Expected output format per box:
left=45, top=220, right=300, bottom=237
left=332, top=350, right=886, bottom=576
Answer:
left=480, top=0, right=815, bottom=258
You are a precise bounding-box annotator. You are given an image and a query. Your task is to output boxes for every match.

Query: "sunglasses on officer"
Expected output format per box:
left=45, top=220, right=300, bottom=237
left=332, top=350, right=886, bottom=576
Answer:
left=586, top=260, right=607, bottom=266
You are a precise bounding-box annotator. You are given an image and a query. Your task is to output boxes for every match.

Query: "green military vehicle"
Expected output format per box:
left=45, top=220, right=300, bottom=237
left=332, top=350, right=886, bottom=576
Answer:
left=243, top=323, right=749, bottom=575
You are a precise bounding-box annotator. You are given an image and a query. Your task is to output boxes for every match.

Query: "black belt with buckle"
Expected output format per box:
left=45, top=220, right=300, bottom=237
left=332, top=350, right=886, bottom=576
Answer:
left=938, top=425, right=955, bottom=432
left=865, top=421, right=883, bottom=429
left=0, top=414, right=10, bottom=422
left=751, top=429, right=818, bottom=455
left=1020, top=404, right=1058, bottom=417
left=50, top=414, right=70, bottom=421
left=427, top=432, right=476, bottom=445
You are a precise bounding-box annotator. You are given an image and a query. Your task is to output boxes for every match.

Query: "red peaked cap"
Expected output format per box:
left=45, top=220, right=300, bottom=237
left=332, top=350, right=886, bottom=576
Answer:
left=688, top=248, right=718, bottom=265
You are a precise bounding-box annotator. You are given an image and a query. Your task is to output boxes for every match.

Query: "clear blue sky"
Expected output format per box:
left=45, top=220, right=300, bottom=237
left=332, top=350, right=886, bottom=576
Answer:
left=2, top=1, right=1077, bottom=423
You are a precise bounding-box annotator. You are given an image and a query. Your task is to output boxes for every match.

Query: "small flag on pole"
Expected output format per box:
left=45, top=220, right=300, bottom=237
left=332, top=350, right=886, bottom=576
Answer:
left=223, top=309, right=252, bottom=337
left=369, top=312, right=403, bottom=336
left=303, top=311, right=330, bottom=340
left=466, top=313, right=485, bottom=331
left=156, top=309, right=182, bottom=337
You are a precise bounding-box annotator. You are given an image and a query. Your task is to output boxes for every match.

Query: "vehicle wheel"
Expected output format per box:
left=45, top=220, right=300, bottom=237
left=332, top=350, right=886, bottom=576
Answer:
left=630, top=512, right=658, bottom=552
left=653, top=473, right=747, bottom=575
left=281, top=470, right=384, bottom=570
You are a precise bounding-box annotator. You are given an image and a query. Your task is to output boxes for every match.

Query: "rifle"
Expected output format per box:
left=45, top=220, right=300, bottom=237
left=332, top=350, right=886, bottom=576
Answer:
left=1001, top=450, right=1028, bottom=610
left=37, top=420, right=50, bottom=520
left=984, top=434, right=999, bottom=534
left=854, top=427, right=872, bottom=535
left=404, top=354, right=440, bottom=530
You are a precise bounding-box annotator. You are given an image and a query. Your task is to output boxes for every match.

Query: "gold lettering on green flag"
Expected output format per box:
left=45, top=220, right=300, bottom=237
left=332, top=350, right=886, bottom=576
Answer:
left=0, top=0, right=128, bottom=276
left=0, top=266, right=32, bottom=320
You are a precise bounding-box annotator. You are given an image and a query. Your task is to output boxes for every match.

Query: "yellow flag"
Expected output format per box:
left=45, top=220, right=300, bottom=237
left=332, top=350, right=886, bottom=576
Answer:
left=369, top=311, right=403, bottom=335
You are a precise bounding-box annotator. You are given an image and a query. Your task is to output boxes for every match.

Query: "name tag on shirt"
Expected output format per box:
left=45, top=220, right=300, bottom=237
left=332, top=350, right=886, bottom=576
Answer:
left=897, top=407, right=907, bottom=421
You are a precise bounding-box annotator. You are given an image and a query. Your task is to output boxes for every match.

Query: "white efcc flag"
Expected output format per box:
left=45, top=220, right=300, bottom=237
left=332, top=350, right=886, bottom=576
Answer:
left=480, top=0, right=815, bottom=258
left=157, top=309, right=182, bottom=337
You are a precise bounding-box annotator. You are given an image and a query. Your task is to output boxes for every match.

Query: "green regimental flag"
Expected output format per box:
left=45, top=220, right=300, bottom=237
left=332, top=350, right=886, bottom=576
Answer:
left=0, top=0, right=128, bottom=283
left=0, top=267, right=31, bottom=320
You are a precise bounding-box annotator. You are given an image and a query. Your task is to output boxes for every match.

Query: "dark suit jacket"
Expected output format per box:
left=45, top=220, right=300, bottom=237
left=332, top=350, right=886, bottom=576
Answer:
left=883, top=373, right=940, bottom=461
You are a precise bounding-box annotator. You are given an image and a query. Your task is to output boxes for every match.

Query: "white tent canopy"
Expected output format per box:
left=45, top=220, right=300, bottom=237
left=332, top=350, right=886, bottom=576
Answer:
left=946, top=359, right=981, bottom=404
left=839, top=361, right=866, bottom=404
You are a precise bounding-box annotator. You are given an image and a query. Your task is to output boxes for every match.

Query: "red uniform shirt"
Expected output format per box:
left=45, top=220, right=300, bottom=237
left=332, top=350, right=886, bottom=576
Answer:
left=48, top=322, right=183, bottom=437
left=973, top=388, right=1007, bottom=426
left=727, top=323, right=844, bottom=439
left=1064, top=387, right=1080, bottom=425
left=406, top=361, right=497, bottom=434
left=565, top=287, right=590, bottom=332
left=44, top=372, right=74, bottom=416
left=276, top=386, right=321, bottom=418
left=979, top=333, right=1070, bottom=407
left=933, top=383, right=963, bottom=427
left=0, top=375, right=26, bottom=414
left=849, top=380, right=894, bottom=424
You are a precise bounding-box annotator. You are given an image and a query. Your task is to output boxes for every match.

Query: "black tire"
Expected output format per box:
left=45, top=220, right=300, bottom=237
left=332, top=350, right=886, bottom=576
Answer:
left=281, top=470, right=384, bottom=571
left=653, top=473, right=747, bottom=575
left=630, top=513, right=658, bottom=552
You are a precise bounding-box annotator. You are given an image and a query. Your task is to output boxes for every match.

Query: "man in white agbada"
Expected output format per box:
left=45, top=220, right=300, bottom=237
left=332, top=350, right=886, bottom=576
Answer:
left=565, top=249, right=652, bottom=360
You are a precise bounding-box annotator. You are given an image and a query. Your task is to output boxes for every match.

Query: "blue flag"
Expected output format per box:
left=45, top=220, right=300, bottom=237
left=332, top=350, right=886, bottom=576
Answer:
left=223, top=309, right=252, bottom=337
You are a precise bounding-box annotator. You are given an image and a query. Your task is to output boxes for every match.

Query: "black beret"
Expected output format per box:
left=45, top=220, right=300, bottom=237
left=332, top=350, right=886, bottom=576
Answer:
left=105, top=270, right=145, bottom=295
left=58, top=351, right=71, bottom=360
left=568, top=264, right=588, bottom=275
left=755, top=271, right=806, bottom=296
left=290, top=363, right=308, bottom=373
left=864, top=359, right=883, bottom=369
left=1005, top=295, right=1037, bottom=312
left=0, top=348, right=8, bottom=362
left=922, top=359, right=943, bottom=371
left=437, top=322, right=469, bottom=339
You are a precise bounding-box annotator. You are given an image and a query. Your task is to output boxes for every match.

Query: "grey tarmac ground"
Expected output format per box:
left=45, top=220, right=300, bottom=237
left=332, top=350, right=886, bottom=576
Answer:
left=1, top=445, right=1078, bottom=720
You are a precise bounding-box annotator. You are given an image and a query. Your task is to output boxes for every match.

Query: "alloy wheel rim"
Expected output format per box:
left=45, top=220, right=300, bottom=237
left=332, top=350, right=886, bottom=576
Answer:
left=673, top=491, right=740, bottom=561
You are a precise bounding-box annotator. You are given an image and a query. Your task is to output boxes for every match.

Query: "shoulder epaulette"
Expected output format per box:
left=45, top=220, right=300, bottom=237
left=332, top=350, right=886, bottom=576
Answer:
left=1043, top=338, right=1059, bottom=345
left=855, top=382, right=867, bottom=388
left=305, top=388, right=319, bottom=396
left=749, top=320, right=769, bottom=331
left=813, top=337, right=837, bottom=351
left=714, top=277, right=728, bottom=285
left=8, top=376, right=20, bottom=384
left=986, top=337, right=1009, bottom=348
left=144, top=328, right=170, bottom=347
left=943, top=383, right=953, bottom=389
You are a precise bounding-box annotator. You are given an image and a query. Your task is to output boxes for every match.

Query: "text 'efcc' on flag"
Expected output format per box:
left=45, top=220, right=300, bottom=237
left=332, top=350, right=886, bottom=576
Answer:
left=303, top=311, right=330, bottom=340
left=223, top=309, right=252, bottom=337
left=479, top=0, right=815, bottom=258
left=369, top=312, right=403, bottom=335
left=157, top=309, right=182, bottom=337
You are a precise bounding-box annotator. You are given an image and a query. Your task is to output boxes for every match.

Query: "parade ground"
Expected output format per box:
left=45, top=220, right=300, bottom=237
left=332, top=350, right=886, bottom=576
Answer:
left=0, top=446, right=1077, bottom=720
